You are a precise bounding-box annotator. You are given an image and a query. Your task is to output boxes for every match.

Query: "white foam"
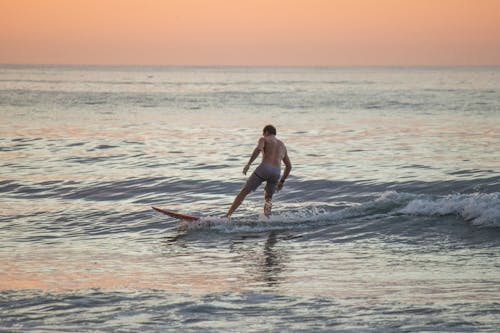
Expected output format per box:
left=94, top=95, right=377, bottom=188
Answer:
left=181, top=192, right=500, bottom=232
left=182, top=206, right=339, bottom=233
left=399, top=192, right=500, bottom=227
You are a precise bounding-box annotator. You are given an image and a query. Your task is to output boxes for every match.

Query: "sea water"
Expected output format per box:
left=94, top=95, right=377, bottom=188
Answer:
left=1, top=65, right=499, bottom=332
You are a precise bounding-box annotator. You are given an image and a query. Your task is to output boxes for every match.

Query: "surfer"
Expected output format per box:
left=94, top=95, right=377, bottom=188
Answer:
left=226, top=125, right=292, bottom=218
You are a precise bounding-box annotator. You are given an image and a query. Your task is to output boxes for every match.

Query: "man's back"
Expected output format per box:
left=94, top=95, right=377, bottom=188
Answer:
left=262, top=135, right=286, bottom=167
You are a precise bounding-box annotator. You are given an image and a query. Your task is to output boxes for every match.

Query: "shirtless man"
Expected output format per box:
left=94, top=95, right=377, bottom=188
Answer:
left=226, top=125, right=292, bottom=218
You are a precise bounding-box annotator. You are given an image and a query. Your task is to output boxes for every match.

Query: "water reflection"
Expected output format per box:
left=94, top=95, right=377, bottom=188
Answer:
left=161, top=228, right=287, bottom=292
left=261, top=232, right=283, bottom=288
left=227, top=231, right=286, bottom=291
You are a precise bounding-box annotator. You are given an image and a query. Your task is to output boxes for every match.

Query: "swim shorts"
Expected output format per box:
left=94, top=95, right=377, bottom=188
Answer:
left=246, top=163, right=281, bottom=195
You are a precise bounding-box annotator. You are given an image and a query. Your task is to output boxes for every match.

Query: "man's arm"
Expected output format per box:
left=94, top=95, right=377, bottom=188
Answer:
left=243, top=137, right=265, bottom=175
left=277, top=150, right=292, bottom=191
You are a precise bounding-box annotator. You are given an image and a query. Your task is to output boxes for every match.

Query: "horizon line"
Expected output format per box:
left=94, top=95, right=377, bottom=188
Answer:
left=2, top=63, right=500, bottom=68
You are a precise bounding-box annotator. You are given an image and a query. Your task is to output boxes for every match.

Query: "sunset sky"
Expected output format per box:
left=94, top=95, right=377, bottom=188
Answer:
left=1, top=0, right=499, bottom=66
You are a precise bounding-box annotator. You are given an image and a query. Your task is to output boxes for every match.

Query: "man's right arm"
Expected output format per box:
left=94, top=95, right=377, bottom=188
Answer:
left=278, top=150, right=292, bottom=191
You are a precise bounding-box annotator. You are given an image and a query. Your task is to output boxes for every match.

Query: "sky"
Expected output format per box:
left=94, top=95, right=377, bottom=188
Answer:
left=1, top=0, right=499, bottom=66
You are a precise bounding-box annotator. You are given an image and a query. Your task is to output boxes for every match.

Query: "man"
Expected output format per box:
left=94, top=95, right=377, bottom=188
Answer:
left=226, top=125, right=292, bottom=218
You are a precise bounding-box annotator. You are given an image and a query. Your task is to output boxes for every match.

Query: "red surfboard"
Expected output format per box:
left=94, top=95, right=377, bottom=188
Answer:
left=151, top=206, right=200, bottom=221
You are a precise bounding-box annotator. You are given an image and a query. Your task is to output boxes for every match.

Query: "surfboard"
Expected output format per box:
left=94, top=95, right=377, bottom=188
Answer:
left=151, top=206, right=200, bottom=221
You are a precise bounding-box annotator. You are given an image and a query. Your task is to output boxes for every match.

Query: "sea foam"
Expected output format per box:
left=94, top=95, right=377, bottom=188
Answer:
left=399, top=192, right=500, bottom=227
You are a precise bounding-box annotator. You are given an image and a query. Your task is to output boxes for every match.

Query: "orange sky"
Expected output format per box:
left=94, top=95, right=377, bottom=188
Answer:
left=1, top=0, right=499, bottom=66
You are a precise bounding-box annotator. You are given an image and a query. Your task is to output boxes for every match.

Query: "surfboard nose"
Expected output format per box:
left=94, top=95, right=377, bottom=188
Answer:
left=152, top=207, right=200, bottom=221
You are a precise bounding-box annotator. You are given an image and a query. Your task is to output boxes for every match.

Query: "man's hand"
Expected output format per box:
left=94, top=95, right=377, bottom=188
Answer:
left=277, top=180, right=285, bottom=192
left=243, top=164, right=250, bottom=175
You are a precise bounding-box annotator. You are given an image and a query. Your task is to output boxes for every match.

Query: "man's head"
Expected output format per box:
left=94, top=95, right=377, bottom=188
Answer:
left=263, top=125, right=277, bottom=136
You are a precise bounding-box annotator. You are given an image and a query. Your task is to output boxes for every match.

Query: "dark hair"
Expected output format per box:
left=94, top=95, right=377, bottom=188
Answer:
left=263, top=125, right=277, bottom=135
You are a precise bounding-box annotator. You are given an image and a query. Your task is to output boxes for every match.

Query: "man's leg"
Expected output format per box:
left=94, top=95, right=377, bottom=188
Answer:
left=226, top=186, right=251, bottom=218
left=264, top=191, right=273, bottom=217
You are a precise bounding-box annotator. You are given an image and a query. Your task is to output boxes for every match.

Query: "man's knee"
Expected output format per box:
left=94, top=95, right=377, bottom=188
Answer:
left=242, top=185, right=251, bottom=195
left=238, top=186, right=250, bottom=198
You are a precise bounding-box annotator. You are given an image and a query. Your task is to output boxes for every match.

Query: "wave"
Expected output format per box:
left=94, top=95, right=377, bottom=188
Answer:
left=399, top=192, right=500, bottom=227
left=183, top=191, right=500, bottom=234
left=3, top=173, right=499, bottom=247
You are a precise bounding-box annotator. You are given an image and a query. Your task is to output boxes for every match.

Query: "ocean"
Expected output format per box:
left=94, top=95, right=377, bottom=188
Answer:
left=1, top=65, right=499, bottom=332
